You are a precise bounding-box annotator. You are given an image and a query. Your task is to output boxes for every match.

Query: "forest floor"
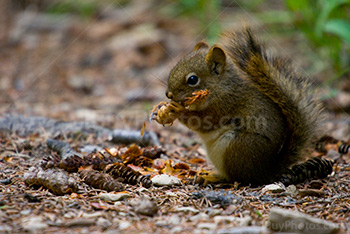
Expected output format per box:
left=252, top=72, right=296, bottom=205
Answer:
left=1, top=1, right=350, bottom=233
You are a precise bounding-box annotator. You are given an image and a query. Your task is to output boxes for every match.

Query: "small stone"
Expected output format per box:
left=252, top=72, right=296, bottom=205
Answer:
left=326, top=149, right=341, bottom=161
left=197, top=222, right=217, bottom=230
left=166, top=192, right=178, bottom=197
left=168, top=215, right=181, bottom=225
left=207, top=208, right=223, bottom=217
left=118, top=221, right=132, bottom=230
left=137, top=187, right=151, bottom=193
left=223, top=204, right=237, bottom=215
left=151, top=174, right=182, bottom=186
left=189, top=213, right=209, bottom=222
left=113, top=201, right=122, bottom=206
left=268, top=207, right=339, bottom=234
left=20, top=209, right=32, bottom=216
left=99, top=192, right=130, bottom=202
left=96, top=217, right=111, bottom=228
left=214, top=215, right=237, bottom=224
left=262, top=184, right=285, bottom=193
left=63, top=212, right=76, bottom=219
left=171, top=226, right=183, bottom=233
left=175, top=207, right=199, bottom=214
left=65, top=218, right=96, bottom=227
left=155, top=220, right=167, bottom=227
left=285, top=185, right=299, bottom=197
left=217, top=226, right=270, bottom=234
left=237, top=216, right=252, bottom=227
left=130, top=197, right=158, bottom=216
left=0, top=225, right=11, bottom=233
left=82, top=211, right=104, bottom=219
left=21, top=216, right=48, bottom=231
left=80, top=145, right=103, bottom=153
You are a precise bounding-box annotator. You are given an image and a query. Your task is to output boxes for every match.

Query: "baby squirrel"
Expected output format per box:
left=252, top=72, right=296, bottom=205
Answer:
left=151, top=28, right=333, bottom=186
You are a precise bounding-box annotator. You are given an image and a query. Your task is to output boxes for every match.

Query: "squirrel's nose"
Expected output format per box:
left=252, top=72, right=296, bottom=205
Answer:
left=166, top=91, right=173, bottom=99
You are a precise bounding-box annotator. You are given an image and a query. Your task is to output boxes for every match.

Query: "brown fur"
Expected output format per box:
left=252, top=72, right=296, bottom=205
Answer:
left=165, top=28, right=324, bottom=186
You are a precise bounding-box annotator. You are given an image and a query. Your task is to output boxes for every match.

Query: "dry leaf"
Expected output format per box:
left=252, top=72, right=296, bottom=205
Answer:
left=121, top=144, right=143, bottom=164
left=184, top=89, right=210, bottom=106
left=161, top=159, right=174, bottom=175
left=189, top=158, right=206, bottom=164
left=140, top=121, right=146, bottom=136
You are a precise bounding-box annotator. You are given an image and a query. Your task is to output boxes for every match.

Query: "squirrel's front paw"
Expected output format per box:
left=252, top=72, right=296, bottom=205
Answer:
left=150, top=101, right=185, bottom=125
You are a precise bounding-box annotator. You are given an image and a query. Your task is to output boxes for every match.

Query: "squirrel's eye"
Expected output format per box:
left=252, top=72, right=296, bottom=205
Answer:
left=186, top=74, right=200, bottom=87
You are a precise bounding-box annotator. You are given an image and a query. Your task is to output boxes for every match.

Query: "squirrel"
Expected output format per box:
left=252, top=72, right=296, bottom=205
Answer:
left=151, top=28, right=333, bottom=186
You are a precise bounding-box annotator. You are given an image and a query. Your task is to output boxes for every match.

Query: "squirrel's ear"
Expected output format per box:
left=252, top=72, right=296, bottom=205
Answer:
left=205, top=45, right=226, bottom=75
left=192, top=41, right=209, bottom=51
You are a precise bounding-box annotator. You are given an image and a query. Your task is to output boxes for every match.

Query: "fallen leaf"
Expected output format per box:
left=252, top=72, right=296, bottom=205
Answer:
left=184, top=89, right=210, bottom=106
left=140, top=121, right=146, bottom=136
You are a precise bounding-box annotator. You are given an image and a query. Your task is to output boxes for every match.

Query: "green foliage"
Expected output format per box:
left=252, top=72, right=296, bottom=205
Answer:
left=255, top=210, right=263, bottom=217
left=46, top=0, right=100, bottom=18
left=286, top=0, right=350, bottom=81
left=169, top=0, right=221, bottom=42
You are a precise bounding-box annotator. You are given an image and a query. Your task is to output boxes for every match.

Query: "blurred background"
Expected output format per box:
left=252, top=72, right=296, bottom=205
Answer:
left=0, top=0, right=349, bottom=139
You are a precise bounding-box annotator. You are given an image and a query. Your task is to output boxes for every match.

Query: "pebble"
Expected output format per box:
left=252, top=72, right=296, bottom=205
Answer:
left=214, top=215, right=237, bottom=224
left=151, top=174, right=182, bottom=186
left=0, top=225, right=11, bottom=233
left=189, top=213, right=209, bottom=222
left=20, top=209, right=32, bottom=216
left=262, top=184, right=285, bottom=193
left=82, top=211, right=104, bottom=219
left=175, top=207, right=199, bottom=214
left=65, top=218, right=96, bottom=227
left=171, top=226, right=183, bottom=233
left=268, top=207, right=340, bottom=234
left=80, top=145, right=103, bottom=153
left=212, top=214, right=251, bottom=226
left=113, top=201, right=122, bottom=206
left=155, top=220, right=167, bottom=227
left=285, top=185, right=299, bottom=197
left=168, top=214, right=181, bottom=225
left=223, top=204, right=237, bottom=215
left=63, top=212, right=76, bottom=219
left=21, top=216, right=48, bottom=231
left=326, top=149, right=341, bottom=161
left=99, top=192, right=130, bottom=202
left=207, top=208, right=223, bottom=217
left=118, top=221, right=132, bottom=230
left=237, top=216, right=252, bottom=227
left=217, top=226, right=270, bottom=234
left=96, top=217, right=111, bottom=228
left=130, top=197, right=158, bottom=216
left=197, top=222, right=217, bottom=230
left=166, top=192, right=178, bottom=197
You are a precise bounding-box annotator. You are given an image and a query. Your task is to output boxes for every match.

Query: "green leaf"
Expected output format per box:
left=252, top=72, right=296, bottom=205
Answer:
left=315, top=0, right=349, bottom=37
left=324, top=19, right=350, bottom=45
left=257, top=10, right=294, bottom=24
left=255, top=210, right=262, bottom=217
left=286, top=0, right=308, bottom=11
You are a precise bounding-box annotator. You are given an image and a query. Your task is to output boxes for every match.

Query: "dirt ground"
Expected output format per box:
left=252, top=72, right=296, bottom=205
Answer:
left=1, top=1, right=350, bottom=233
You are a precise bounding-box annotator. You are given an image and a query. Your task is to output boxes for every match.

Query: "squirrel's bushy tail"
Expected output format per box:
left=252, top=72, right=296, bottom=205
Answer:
left=223, top=28, right=324, bottom=168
